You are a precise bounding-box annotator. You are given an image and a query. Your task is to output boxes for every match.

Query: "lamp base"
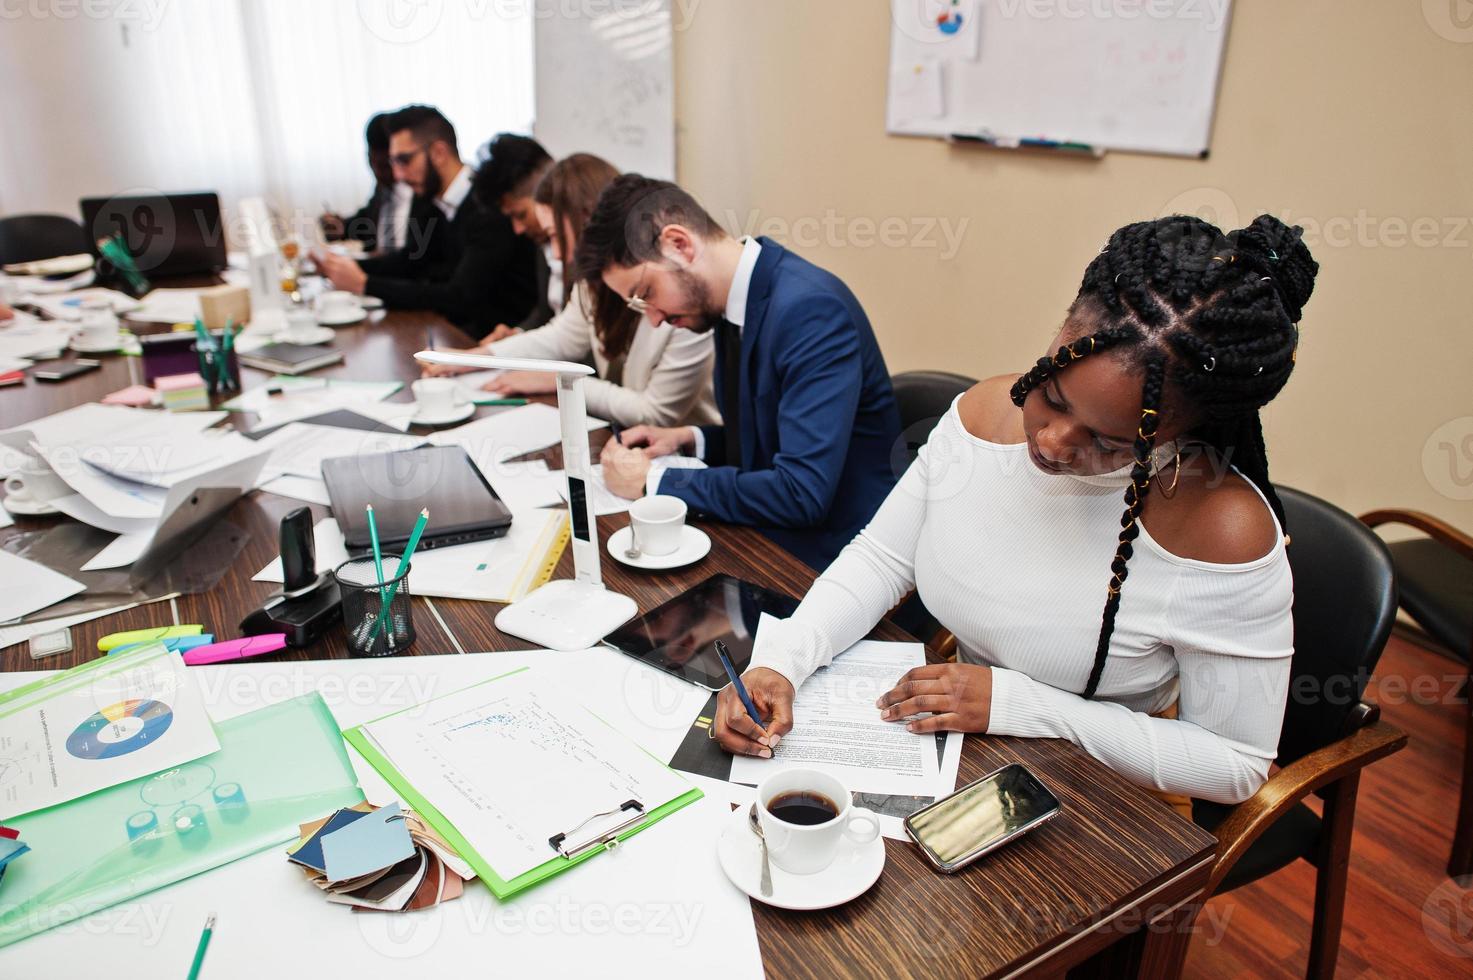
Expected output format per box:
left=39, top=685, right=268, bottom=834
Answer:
left=494, top=579, right=638, bottom=652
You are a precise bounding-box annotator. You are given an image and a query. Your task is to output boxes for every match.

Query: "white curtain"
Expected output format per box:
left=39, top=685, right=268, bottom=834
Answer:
left=0, top=1, right=534, bottom=236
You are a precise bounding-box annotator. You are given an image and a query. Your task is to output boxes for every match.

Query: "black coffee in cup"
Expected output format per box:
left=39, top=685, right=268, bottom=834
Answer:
left=767, top=790, right=840, bottom=826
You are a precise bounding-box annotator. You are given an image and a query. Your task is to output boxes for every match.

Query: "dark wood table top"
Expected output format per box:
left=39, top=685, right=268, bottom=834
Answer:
left=0, top=300, right=1216, bottom=978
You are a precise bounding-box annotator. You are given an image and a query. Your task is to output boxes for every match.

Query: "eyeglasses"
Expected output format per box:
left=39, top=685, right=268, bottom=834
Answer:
left=389, top=145, right=427, bottom=168
left=625, top=265, right=651, bottom=314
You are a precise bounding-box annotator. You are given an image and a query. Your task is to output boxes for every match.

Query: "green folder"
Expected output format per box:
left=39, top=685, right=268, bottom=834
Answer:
left=0, top=693, right=362, bottom=947
left=343, top=666, right=703, bottom=900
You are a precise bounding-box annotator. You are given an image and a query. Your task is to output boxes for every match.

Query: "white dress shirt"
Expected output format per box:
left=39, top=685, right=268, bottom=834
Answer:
left=377, top=182, right=414, bottom=252
left=435, top=164, right=473, bottom=221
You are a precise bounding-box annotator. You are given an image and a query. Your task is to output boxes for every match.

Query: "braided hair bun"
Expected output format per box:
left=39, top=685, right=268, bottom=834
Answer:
left=1227, top=215, right=1318, bottom=324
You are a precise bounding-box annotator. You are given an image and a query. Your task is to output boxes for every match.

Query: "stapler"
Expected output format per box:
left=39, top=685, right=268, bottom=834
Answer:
left=240, top=507, right=342, bottom=647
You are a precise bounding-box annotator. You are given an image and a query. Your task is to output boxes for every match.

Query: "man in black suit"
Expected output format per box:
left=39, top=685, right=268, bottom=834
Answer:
left=313, top=105, right=536, bottom=340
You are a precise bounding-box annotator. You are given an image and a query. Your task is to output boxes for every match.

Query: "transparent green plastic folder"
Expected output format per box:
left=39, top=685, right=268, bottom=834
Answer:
left=0, top=693, right=363, bottom=948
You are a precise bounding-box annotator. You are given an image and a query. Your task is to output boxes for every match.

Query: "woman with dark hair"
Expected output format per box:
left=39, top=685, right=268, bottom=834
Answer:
left=713, top=213, right=1318, bottom=812
left=427, top=153, right=718, bottom=428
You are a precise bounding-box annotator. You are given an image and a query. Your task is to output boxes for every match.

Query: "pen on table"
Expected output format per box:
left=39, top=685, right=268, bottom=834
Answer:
left=424, top=328, right=434, bottom=352
left=714, top=640, right=767, bottom=729
left=610, top=421, right=622, bottom=446
left=186, top=912, right=214, bottom=980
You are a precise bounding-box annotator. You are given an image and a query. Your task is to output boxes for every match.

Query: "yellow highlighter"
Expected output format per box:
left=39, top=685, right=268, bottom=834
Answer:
left=97, top=625, right=204, bottom=652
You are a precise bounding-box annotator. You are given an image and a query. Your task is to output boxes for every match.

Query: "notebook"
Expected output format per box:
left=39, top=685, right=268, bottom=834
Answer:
left=237, top=342, right=344, bottom=375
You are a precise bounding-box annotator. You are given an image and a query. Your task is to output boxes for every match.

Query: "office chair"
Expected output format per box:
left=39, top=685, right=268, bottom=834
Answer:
left=1189, top=487, right=1406, bottom=979
left=0, top=213, right=88, bottom=267
left=890, top=369, right=978, bottom=469
left=1358, top=507, right=1473, bottom=876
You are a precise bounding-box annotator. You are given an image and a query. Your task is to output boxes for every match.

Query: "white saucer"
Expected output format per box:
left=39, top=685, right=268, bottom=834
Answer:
left=607, top=525, right=711, bottom=570
left=717, top=804, right=886, bottom=910
left=1, top=496, right=59, bottom=516
left=409, top=402, right=476, bottom=426
left=317, top=311, right=367, bottom=327
left=69, top=337, right=123, bottom=353
left=276, top=326, right=336, bottom=346
left=358, top=296, right=384, bottom=310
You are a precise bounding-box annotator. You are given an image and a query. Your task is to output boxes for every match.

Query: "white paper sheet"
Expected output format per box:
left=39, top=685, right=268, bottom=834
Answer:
left=221, top=378, right=404, bottom=430
left=79, top=531, right=154, bottom=571
left=0, top=643, right=220, bottom=818
left=120, top=287, right=204, bottom=324
left=256, top=473, right=331, bottom=506
left=254, top=422, right=426, bottom=479
left=730, top=633, right=940, bottom=797
left=484, top=459, right=565, bottom=512
left=0, top=551, right=87, bottom=623
left=360, top=668, right=696, bottom=880
left=0, top=600, right=154, bottom=653
left=430, top=402, right=608, bottom=464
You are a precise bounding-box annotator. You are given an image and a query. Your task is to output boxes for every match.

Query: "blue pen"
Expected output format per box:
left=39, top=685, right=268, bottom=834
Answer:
left=714, top=640, right=765, bottom=728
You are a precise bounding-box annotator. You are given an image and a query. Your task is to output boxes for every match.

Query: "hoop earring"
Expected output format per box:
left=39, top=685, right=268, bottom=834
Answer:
left=1154, top=444, right=1183, bottom=498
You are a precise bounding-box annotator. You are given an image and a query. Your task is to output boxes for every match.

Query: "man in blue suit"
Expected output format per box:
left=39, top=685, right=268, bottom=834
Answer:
left=579, top=175, right=901, bottom=571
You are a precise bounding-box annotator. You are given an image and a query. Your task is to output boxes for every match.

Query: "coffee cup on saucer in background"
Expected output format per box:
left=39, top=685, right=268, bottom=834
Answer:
left=411, top=377, right=471, bottom=420
left=315, top=290, right=365, bottom=325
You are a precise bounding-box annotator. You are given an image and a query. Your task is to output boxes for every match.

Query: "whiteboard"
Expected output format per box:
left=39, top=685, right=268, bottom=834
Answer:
left=886, top=0, right=1234, bottom=157
left=533, top=0, right=675, bottom=178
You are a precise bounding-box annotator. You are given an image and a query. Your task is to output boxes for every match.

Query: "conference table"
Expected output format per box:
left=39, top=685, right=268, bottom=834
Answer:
left=0, top=296, right=1218, bottom=978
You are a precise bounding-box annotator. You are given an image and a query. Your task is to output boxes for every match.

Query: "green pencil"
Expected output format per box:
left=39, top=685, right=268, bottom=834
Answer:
left=186, top=913, right=214, bottom=980
left=473, top=397, right=529, bottom=406
left=368, top=508, right=429, bottom=645
left=365, top=503, right=386, bottom=589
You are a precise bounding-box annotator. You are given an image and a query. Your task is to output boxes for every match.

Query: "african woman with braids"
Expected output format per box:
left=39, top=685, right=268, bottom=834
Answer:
left=712, top=214, right=1318, bottom=809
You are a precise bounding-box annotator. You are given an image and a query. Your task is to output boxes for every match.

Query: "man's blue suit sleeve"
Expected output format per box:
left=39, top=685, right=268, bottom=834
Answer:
left=659, top=295, right=863, bottom=528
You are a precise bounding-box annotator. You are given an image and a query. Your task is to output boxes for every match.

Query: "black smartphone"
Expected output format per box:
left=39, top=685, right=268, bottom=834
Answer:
left=905, top=763, right=1061, bottom=873
left=32, top=359, right=101, bottom=382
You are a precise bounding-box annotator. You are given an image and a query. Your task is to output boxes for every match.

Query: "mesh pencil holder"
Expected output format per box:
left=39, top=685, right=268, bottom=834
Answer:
left=334, top=556, right=415, bottom=657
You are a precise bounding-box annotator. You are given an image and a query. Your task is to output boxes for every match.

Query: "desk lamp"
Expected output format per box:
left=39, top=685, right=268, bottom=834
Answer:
left=413, top=350, right=637, bottom=650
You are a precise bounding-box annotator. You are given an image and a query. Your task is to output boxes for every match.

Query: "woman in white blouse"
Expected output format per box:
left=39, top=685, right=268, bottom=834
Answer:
left=426, top=153, right=719, bottom=428
left=714, top=213, right=1320, bottom=810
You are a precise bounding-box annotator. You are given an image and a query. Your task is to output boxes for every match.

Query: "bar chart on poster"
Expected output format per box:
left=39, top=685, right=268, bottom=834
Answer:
left=886, top=0, right=1234, bottom=157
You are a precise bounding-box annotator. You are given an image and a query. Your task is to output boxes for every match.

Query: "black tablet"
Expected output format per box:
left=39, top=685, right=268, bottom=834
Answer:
left=601, top=574, right=801, bottom=690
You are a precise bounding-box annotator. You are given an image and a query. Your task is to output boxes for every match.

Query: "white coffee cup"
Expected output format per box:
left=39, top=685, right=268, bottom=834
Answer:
left=628, top=494, right=687, bottom=556
left=756, top=768, right=880, bottom=875
left=315, top=290, right=363, bottom=322
left=281, top=309, right=321, bottom=344
left=4, top=473, right=34, bottom=506
left=412, top=377, right=470, bottom=418
left=75, top=305, right=120, bottom=347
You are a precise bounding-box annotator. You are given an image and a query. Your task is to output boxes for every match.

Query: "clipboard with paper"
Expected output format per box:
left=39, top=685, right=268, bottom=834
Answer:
left=342, top=666, right=701, bottom=899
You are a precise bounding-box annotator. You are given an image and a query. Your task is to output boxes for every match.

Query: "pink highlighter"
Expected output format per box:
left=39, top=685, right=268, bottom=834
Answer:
left=181, top=634, right=288, bottom=666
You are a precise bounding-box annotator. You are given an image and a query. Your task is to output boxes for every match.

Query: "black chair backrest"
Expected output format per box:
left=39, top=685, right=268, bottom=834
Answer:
left=1276, top=486, right=1398, bottom=766
left=891, top=370, right=977, bottom=472
left=0, top=213, right=89, bottom=267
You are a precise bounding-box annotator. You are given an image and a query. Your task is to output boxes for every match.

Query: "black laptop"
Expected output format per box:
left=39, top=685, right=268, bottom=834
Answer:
left=79, top=191, right=228, bottom=277
left=322, top=446, right=513, bottom=552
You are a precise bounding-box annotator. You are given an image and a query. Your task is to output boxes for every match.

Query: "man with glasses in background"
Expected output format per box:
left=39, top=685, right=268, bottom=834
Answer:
left=313, top=104, right=537, bottom=340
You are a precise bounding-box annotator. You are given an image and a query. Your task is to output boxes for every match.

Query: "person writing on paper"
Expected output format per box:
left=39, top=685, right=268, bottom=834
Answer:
left=714, top=215, right=1313, bottom=818
left=469, top=133, right=558, bottom=337
left=581, top=175, right=901, bottom=571
left=422, top=156, right=719, bottom=429
left=319, top=112, right=419, bottom=254
left=312, top=105, right=537, bottom=338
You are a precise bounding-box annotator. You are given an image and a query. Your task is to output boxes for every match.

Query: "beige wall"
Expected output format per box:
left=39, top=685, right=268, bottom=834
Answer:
left=672, top=0, right=1473, bottom=530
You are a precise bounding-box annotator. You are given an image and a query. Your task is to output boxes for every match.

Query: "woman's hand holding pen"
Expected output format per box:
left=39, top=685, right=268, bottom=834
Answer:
left=714, top=668, right=795, bottom=757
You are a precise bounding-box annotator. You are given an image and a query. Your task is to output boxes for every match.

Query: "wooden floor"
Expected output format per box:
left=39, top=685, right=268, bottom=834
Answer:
left=1185, top=631, right=1472, bottom=978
